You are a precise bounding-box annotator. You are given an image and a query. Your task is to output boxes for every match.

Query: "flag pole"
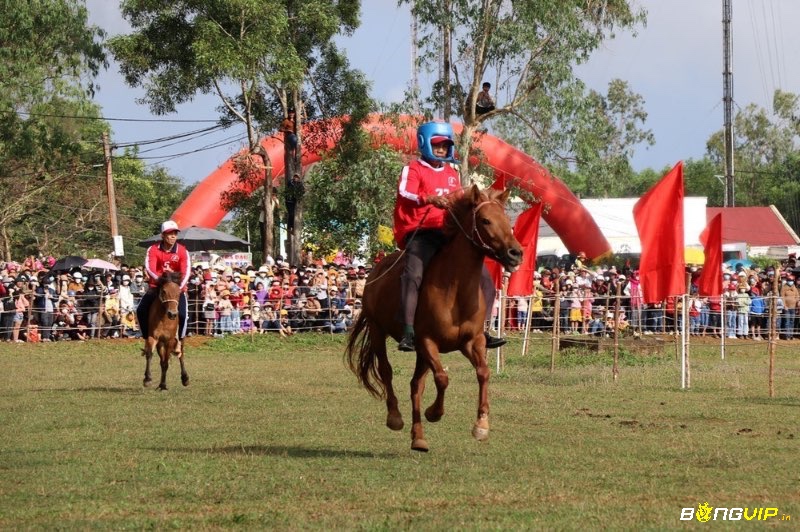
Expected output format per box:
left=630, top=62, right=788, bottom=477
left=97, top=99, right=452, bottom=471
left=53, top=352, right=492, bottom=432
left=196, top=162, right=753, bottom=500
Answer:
left=683, top=273, right=692, bottom=389
left=521, top=295, right=533, bottom=357
left=612, top=282, right=621, bottom=382
left=768, top=264, right=779, bottom=397
left=551, top=281, right=561, bottom=373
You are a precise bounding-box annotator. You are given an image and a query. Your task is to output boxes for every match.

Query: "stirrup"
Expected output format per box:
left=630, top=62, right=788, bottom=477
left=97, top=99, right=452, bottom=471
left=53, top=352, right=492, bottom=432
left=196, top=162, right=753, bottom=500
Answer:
left=397, top=333, right=415, bottom=352
left=484, top=332, right=506, bottom=349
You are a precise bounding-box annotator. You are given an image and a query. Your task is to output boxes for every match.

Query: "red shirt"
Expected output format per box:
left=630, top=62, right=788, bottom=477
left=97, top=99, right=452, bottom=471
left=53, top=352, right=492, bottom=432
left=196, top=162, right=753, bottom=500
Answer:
left=393, top=159, right=461, bottom=249
left=144, top=241, right=191, bottom=290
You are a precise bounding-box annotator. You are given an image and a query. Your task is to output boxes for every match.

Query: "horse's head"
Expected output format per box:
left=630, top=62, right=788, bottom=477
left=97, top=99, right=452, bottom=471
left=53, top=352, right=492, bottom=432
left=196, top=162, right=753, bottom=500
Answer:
left=447, top=185, right=523, bottom=272
left=158, top=272, right=181, bottom=320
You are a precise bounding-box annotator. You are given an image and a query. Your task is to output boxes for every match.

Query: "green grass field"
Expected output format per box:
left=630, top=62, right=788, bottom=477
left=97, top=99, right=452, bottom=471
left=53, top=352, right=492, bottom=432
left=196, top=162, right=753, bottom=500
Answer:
left=1, top=334, right=798, bottom=529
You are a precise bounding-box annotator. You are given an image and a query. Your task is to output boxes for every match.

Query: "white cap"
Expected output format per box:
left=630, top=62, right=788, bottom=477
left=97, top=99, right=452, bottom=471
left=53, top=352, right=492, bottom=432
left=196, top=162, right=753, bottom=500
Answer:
left=73, top=272, right=83, bottom=280
left=161, top=220, right=180, bottom=233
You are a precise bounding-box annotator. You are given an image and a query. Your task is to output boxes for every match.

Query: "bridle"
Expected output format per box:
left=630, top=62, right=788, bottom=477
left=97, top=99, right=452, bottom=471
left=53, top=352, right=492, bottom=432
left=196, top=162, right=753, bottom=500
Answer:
left=447, top=199, right=504, bottom=262
left=159, top=283, right=180, bottom=307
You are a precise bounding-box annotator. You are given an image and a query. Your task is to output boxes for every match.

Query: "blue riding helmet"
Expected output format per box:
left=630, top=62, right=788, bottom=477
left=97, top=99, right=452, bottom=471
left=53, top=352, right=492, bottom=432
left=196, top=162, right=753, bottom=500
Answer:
left=417, top=121, right=458, bottom=163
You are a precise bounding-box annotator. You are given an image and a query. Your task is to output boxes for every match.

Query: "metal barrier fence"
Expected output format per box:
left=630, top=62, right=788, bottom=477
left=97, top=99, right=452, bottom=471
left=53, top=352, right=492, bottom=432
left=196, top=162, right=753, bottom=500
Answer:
left=0, top=290, right=363, bottom=342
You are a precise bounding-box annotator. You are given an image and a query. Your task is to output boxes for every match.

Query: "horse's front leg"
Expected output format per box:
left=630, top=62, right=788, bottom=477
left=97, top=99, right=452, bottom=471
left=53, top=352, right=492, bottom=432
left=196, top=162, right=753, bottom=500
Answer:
left=419, top=337, right=447, bottom=423
left=158, top=338, right=174, bottom=391
left=463, top=337, right=490, bottom=441
left=143, top=337, right=156, bottom=387
left=177, top=340, right=189, bottom=386
left=409, top=353, right=431, bottom=452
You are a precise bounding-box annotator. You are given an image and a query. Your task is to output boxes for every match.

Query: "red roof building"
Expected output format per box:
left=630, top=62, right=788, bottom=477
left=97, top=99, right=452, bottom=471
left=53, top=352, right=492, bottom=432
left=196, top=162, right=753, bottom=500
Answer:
left=707, top=206, right=799, bottom=248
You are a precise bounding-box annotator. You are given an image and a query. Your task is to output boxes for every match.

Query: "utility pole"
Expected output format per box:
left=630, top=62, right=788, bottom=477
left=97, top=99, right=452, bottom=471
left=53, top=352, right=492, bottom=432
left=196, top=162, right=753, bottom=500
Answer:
left=102, top=132, right=122, bottom=256
left=722, top=0, right=735, bottom=206
left=411, top=11, right=419, bottom=115
left=441, top=0, right=451, bottom=121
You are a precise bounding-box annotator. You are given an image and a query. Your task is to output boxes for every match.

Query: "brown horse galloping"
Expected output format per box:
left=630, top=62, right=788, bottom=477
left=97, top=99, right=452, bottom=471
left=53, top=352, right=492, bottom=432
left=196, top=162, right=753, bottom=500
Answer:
left=143, top=272, right=189, bottom=390
left=346, top=185, right=523, bottom=451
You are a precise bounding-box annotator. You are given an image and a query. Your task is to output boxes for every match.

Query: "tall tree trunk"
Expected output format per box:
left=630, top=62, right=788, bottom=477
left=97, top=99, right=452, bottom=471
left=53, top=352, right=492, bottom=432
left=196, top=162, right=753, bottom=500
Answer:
left=289, top=91, right=304, bottom=266
left=260, top=156, right=274, bottom=264
left=0, top=224, right=9, bottom=262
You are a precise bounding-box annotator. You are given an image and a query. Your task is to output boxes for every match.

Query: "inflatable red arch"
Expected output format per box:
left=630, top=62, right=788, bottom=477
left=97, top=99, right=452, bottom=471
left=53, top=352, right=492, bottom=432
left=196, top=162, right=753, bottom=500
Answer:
left=171, top=114, right=611, bottom=259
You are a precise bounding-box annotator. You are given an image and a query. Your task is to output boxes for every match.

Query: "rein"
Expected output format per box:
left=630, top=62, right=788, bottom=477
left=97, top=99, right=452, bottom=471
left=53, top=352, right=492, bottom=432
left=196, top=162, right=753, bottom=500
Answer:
left=364, top=198, right=504, bottom=287
left=363, top=207, right=434, bottom=287
left=446, top=200, right=504, bottom=261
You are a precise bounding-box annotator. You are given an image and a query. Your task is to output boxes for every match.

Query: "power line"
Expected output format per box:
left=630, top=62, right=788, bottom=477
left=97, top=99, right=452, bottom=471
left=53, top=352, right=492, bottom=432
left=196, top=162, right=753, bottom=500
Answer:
left=135, top=133, right=249, bottom=163
left=114, top=124, right=228, bottom=149
left=11, top=110, right=219, bottom=123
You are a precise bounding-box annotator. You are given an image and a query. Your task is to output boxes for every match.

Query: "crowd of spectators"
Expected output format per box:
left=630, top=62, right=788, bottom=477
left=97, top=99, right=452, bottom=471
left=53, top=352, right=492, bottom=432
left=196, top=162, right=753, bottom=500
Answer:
left=0, top=255, right=367, bottom=343
left=499, top=254, right=800, bottom=341
left=4, top=252, right=800, bottom=344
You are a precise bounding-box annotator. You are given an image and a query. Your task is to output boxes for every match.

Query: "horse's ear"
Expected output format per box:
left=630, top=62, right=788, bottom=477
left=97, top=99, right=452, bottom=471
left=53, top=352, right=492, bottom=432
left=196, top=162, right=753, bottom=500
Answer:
left=496, top=188, right=511, bottom=206
left=468, top=184, right=481, bottom=204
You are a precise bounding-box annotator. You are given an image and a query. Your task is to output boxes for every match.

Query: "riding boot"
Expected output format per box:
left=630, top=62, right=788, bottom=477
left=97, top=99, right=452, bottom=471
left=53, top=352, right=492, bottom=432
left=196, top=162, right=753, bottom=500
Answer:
left=398, top=332, right=415, bottom=352
left=484, top=332, right=507, bottom=349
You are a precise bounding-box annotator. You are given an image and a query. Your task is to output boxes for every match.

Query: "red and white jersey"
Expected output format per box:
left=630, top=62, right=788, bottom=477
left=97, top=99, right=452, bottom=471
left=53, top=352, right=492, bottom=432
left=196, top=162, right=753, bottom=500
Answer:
left=393, top=159, right=461, bottom=249
left=144, top=242, right=191, bottom=290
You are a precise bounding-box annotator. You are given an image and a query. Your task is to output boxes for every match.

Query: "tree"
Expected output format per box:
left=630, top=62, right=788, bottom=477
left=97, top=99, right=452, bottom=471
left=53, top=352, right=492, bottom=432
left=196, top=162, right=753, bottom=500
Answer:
left=497, top=79, right=654, bottom=198
left=402, top=0, right=645, bottom=186
left=0, top=0, right=106, bottom=260
left=705, top=89, right=800, bottom=228
left=303, top=146, right=402, bottom=259
left=112, top=152, right=190, bottom=265
left=109, top=0, right=369, bottom=265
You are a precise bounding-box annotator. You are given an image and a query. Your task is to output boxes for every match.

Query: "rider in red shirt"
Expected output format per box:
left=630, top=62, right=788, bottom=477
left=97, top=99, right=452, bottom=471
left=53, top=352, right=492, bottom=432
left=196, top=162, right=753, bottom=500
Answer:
left=136, top=220, right=191, bottom=353
left=393, top=121, right=505, bottom=352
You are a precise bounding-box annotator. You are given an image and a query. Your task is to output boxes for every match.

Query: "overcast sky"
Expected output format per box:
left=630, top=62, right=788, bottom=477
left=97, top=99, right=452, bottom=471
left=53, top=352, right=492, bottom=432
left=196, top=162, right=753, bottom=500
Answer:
left=86, top=0, right=800, bottom=186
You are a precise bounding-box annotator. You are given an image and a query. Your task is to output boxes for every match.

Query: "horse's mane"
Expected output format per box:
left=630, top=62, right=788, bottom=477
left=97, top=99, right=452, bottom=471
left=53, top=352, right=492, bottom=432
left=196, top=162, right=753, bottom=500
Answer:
left=158, top=271, right=181, bottom=287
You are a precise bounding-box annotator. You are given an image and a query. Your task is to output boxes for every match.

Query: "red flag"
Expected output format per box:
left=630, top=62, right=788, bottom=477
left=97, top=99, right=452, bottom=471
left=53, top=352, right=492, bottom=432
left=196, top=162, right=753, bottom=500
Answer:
left=633, top=162, right=686, bottom=304
left=507, top=203, right=544, bottom=296
left=697, top=213, right=722, bottom=297
left=490, top=172, right=506, bottom=190
left=484, top=257, right=503, bottom=289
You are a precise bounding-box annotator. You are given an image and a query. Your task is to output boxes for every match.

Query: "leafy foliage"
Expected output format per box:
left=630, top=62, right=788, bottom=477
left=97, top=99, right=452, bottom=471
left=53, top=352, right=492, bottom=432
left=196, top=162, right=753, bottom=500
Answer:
left=303, top=146, right=402, bottom=258
left=112, top=152, right=191, bottom=265
left=109, top=0, right=373, bottom=264
left=0, top=0, right=107, bottom=260
left=402, top=0, right=645, bottom=185
left=498, top=79, right=655, bottom=198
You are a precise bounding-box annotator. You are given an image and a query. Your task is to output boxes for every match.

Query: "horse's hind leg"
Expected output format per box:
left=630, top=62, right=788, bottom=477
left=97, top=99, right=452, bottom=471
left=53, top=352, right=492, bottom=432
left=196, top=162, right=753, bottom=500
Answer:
left=143, top=338, right=156, bottom=387
left=420, top=339, right=447, bottom=423
left=409, top=354, right=431, bottom=452
left=371, top=329, right=402, bottom=431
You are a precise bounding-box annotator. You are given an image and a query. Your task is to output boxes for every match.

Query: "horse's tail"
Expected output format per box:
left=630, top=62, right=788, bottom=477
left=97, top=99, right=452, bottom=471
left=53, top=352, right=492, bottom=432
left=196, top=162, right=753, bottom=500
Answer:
left=345, top=311, right=385, bottom=399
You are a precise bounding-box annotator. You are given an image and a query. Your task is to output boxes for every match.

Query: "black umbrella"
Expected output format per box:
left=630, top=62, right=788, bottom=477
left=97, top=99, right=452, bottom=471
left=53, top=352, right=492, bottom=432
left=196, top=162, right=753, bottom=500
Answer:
left=50, top=255, right=87, bottom=272
left=137, top=225, right=250, bottom=252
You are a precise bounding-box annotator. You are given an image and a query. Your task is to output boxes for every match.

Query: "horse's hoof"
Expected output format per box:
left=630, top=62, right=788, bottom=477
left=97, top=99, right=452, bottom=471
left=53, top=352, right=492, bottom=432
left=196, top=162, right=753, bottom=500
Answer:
left=386, top=413, right=404, bottom=431
left=159, top=384, right=168, bottom=391
left=424, top=407, right=443, bottom=423
left=181, top=376, right=190, bottom=386
left=411, top=438, right=429, bottom=452
left=472, top=424, right=490, bottom=441
left=143, top=379, right=152, bottom=388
